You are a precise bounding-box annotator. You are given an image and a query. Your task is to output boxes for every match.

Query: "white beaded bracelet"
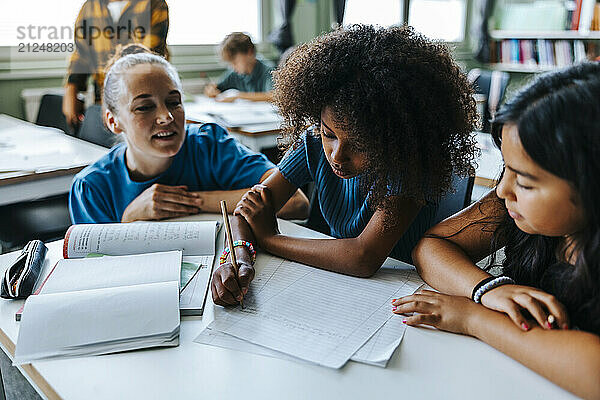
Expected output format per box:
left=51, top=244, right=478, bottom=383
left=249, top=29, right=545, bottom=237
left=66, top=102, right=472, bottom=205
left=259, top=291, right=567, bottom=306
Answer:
left=473, top=276, right=515, bottom=304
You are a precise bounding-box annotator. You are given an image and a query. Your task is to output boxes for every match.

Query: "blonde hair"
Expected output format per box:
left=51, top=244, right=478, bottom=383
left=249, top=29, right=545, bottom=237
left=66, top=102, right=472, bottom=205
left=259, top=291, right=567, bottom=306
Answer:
left=103, top=52, right=182, bottom=114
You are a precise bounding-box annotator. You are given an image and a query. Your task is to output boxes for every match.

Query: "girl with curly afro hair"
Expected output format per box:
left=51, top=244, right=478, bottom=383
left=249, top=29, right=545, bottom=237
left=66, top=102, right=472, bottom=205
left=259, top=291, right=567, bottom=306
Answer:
left=211, top=25, right=478, bottom=306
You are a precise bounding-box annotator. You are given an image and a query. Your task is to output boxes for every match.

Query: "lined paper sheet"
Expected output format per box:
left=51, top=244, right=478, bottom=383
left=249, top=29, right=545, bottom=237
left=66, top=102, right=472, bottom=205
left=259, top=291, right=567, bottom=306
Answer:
left=205, top=255, right=422, bottom=368
left=196, top=267, right=422, bottom=367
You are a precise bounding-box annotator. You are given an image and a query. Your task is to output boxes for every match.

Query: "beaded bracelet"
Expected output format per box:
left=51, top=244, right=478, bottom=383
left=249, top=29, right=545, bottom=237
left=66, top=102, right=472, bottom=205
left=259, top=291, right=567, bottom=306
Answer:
left=473, top=276, right=515, bottom=304
left=471, top=276, right=496, bottom=301
left=219, top=240, right=256, bottom=266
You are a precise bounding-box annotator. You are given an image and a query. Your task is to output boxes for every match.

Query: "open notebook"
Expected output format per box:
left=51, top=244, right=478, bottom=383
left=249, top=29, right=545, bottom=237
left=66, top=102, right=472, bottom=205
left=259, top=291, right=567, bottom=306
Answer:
left=63, top=221, right=219, bottom=316
left=16, top=221, right=219, bottom=321
left=14, top=251, right=181, bottom=364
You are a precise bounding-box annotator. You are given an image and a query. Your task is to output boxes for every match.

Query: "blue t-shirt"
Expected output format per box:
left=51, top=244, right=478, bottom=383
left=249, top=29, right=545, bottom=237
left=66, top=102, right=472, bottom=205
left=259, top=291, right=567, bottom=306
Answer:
left=278, top=132, right=438, bottom=263
left=70, top=123, right=275, bottom=223
left=216, top=59, right=274, bottom=93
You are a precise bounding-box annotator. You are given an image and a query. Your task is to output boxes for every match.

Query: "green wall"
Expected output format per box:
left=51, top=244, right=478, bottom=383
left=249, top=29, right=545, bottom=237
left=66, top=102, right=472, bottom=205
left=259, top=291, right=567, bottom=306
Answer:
left=0, top=77, right=64, bottom=120
left=0, top=0, right=488, bottom=120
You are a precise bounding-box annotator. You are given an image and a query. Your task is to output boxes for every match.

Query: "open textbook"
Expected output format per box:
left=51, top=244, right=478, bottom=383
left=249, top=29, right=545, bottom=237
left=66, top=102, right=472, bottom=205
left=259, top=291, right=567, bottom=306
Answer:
left=14, top=251, right=181, bottom=364
left=63, top=221, right=219, bottom=315
left=196, top=254, right=423, bottom=369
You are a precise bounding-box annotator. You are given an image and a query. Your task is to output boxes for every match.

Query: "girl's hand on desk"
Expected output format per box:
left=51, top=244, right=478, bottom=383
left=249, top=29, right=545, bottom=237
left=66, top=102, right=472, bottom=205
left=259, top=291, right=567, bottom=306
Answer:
left=392, top=291, right=479, bottom=335
left=480, top=285, right=569, bottom=331
left=211, top=261, right=255, bottom=306
left=235, top=185, right=280, bottom=246
left=121, top=184, right=201, bottom=222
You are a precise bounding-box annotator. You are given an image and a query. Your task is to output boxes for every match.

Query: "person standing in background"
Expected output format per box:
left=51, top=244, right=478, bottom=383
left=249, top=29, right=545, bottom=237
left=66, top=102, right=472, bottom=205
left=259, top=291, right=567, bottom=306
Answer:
left=62, top=0, right=169, bottom=130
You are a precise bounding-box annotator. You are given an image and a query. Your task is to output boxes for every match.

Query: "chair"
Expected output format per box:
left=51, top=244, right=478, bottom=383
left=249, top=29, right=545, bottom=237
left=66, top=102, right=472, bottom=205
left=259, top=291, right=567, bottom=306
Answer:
left=35, top=94, right=73, bottom=136
left=433, top=173, right=475, bottom=224
left=77, top=105, right=116, bottom=148
left=467, top=69, right=510, bottom=133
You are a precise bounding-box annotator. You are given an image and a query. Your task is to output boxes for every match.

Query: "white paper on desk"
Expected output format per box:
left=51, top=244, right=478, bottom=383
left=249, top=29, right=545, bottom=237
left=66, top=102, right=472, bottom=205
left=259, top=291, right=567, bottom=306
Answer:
left=0, top=125, right=91, bottom=172
left=197, top=267, right=422, bottom=367
left=197, top=316, right=406, bottom=368
left=207, top=255, right=421, bottom=368
left=185, top=96, right=282, bottom=127
left=39, top=251, right=182, bottom=294
left=14, top=281, right=180, bottom=364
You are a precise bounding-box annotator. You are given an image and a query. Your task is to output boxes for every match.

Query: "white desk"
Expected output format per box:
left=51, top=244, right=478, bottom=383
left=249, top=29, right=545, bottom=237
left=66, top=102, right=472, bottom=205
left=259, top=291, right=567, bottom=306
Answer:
left=0, top=215, right=575, bottom=399
left=0, top=115, right=109, bottom=206
left=184, top=97, right=280, bottom=153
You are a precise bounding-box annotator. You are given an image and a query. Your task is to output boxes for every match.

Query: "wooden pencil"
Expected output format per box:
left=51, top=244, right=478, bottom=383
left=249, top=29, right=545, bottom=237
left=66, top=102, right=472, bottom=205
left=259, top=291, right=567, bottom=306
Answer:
left=220, top=200, right=244, bottom=308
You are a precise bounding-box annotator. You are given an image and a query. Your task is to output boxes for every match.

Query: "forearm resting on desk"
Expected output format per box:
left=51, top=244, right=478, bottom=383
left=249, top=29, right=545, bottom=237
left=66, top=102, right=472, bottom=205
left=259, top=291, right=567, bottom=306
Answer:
left=234, top=92, right=273, bottom=102
left=260, top=234, right=385, bottom=277
left=468, top=306, right=600, bottom=400
left=412, top=236, right=491, bottom=297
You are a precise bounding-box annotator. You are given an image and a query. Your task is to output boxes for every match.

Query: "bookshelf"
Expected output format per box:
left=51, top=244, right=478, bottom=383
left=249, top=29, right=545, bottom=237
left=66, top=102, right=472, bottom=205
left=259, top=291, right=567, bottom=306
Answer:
left=485, top=0, right=600, bottom=73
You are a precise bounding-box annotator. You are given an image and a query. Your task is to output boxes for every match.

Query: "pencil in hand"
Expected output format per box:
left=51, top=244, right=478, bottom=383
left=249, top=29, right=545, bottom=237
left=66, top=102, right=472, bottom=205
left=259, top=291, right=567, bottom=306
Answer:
left=220, top=200, right=244, bottom=309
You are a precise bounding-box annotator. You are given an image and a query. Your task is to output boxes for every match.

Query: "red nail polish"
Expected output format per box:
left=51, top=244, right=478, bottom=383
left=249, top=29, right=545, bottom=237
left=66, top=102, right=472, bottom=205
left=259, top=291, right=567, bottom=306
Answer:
left=521, top=323, right=529, bottom=331
left=402, top=320, right=407, bottom=324
left=392, top=306, right=397, bottom=312
left=545, top=321, right=552, bottom=329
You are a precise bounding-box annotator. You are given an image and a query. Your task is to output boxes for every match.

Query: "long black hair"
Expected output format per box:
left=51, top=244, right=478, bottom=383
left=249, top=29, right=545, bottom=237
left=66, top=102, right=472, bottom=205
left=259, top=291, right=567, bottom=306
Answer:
left=490, top=62, right=600, bottom=334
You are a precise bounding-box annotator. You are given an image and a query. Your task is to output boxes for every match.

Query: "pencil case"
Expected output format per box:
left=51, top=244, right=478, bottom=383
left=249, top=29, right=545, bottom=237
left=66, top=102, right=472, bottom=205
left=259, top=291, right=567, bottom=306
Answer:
left=1, top=240, right=47, bottom=300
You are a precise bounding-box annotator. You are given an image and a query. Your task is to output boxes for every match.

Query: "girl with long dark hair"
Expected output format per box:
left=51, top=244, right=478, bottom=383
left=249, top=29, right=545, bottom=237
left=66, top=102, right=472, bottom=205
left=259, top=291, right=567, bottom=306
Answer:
left=393, top=62, right=600, bottom=399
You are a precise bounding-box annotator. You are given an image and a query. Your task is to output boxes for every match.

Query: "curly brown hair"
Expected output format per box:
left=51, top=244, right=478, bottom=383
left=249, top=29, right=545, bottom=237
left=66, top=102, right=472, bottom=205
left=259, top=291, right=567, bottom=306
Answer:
left=273, top=24, right=478, bottom=213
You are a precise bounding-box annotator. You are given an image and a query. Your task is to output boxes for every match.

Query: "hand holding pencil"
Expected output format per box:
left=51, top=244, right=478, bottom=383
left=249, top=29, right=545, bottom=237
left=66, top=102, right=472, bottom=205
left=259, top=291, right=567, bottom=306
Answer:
left=210, top=200, right=255, bottom=307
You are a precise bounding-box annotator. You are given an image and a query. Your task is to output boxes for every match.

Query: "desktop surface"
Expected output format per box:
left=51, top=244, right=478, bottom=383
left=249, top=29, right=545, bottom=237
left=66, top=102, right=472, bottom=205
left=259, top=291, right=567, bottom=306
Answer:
left=0, top=215, right=575, bottom=399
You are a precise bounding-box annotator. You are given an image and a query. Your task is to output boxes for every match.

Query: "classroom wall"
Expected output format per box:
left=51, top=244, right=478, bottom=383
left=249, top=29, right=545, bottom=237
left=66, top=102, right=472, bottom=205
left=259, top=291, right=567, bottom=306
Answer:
left=0, top=0, right=479, bottom=120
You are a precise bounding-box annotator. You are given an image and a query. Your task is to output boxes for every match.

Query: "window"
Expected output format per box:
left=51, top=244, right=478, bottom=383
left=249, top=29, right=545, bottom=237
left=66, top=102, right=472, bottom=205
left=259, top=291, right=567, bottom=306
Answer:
left=0, top=0, right=261, bottom=47
left=343, top=0, right=466, bottom=42
left=343, top=0, right=404, bottom=27
left=0, top=0, right=83, bottom=46
left=408, top=0, right=465, bottom=42
left=167, top=0, right=261, bottom=45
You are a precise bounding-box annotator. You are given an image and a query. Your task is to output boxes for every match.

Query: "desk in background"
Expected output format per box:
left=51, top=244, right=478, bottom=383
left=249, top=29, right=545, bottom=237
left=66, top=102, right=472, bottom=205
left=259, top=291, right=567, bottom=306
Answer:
left=0, top=215, right=575, bottom=399
left=184, top=100, right=503, bottom=198
left=184, top=96, right=280, bottom=153
left=473, top=131, right=503, bottom=201
left=0, top=114, right=108, bottom=207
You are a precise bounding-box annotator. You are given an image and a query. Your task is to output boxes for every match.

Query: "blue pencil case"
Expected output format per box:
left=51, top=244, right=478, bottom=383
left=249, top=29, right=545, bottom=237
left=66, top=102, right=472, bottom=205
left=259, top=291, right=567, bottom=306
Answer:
left=1, top=240, right=47, bottom=300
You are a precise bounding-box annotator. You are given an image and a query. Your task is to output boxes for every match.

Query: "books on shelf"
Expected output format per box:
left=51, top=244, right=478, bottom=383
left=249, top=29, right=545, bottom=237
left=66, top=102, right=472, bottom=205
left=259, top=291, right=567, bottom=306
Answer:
left=14, top=251, right=182, bottom=364
left=489, top=38, right=595, bottom=71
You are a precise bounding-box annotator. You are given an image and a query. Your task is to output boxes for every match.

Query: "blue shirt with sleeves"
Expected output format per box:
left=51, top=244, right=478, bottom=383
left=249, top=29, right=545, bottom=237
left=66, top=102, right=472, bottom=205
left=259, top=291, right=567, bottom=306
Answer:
left=277, top=132, right=438, bottom=264
left=69, top=123, right=275, bottom=224
left=216, top=59, right=274, bottom=93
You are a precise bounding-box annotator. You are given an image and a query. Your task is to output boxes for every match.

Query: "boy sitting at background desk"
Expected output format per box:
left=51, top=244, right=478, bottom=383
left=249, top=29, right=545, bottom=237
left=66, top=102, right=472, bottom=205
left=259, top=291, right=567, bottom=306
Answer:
left=204, top=32, right=274, bottom=103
